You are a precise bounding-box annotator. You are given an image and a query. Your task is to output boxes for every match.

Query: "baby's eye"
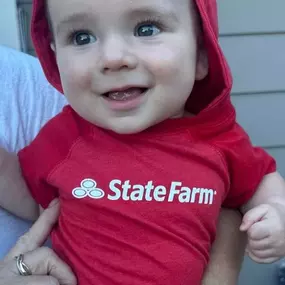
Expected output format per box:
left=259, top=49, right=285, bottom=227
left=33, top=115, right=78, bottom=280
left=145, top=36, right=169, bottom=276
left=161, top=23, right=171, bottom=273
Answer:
left=72, top=32, right=97, bottom=46
left=134, top=24, right=161, bottom=37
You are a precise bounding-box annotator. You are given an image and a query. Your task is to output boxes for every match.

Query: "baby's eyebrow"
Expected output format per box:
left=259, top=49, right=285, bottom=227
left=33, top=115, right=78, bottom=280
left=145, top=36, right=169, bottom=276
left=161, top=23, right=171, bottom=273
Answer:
left=55, top=6, right=179, bottom=35
left=128, top=7, right=179, bottom=23
left=56, top=12, right=94, bottom=35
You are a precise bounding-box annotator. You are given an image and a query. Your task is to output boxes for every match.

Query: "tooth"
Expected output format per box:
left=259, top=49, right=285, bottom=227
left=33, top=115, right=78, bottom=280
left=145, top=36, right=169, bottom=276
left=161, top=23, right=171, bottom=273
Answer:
left=108, top=92, right=131, bottom=101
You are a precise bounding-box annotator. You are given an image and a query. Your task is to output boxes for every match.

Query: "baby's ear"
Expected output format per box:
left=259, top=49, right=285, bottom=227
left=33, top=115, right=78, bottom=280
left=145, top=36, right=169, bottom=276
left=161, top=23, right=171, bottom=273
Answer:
left=50, top=42, right=56, bottom=52
left=195, top=38, right=209, bottom=81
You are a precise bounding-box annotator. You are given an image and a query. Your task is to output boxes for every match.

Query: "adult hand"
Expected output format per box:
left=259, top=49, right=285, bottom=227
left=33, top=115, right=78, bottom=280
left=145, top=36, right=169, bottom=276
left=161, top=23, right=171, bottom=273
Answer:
left=0, top=199, right=77, bottom=285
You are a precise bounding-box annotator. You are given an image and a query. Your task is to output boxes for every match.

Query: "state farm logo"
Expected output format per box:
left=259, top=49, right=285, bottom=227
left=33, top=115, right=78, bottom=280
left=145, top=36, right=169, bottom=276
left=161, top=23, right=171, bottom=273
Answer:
left=72, top=179, right=105, bottom=199
left=72, top=179, right=217, bottom=205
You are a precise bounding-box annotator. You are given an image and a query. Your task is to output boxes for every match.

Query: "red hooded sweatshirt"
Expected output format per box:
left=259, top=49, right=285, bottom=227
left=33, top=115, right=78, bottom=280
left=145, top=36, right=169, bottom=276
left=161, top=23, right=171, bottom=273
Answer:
left=18, top=1, right=276, bottom=284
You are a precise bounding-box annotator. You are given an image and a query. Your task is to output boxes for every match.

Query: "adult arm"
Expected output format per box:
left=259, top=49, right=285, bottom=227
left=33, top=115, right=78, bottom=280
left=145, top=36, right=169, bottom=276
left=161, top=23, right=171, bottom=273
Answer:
left=202, top=209, right=246, bottom=285
left=0, top=147, right=38, bottom=220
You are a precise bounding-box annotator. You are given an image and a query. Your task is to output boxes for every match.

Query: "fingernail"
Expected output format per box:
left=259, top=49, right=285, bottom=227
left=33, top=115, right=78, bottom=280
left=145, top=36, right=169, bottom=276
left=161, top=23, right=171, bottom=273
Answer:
left=48, top=198, right=59, bottom=208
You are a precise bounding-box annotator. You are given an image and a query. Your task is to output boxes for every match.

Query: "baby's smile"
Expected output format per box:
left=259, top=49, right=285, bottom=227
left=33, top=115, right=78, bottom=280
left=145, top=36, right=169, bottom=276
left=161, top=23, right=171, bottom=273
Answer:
left=101, top=86, right=149, bottom=111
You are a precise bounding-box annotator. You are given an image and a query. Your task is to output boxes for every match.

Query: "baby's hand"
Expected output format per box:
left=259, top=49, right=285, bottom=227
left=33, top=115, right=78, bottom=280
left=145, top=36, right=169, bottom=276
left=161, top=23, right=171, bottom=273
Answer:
left=240, top=204, right=285, bottom=263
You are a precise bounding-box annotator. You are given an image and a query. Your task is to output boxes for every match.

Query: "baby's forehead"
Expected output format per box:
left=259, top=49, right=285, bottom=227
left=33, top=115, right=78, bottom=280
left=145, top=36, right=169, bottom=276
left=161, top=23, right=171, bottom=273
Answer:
left=46, top=0, right=197, bottom=24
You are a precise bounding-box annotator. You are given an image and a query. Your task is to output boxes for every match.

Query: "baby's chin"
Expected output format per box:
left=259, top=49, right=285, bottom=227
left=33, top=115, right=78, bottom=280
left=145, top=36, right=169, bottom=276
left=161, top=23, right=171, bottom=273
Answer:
left=100, top=117, right=156, bottom=135
left=105, top=122, right=150, bottom=135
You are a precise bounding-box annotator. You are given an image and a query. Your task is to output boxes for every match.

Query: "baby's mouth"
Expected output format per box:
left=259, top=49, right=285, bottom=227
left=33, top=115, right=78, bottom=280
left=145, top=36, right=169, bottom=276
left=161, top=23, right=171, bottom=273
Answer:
left=102, top=87, right=148, bottom=101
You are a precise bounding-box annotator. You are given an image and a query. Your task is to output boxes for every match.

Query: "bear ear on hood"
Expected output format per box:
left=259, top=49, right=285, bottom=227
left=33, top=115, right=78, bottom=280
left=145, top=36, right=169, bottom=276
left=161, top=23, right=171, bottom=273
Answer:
left=31, top=0, right=232, bottom=114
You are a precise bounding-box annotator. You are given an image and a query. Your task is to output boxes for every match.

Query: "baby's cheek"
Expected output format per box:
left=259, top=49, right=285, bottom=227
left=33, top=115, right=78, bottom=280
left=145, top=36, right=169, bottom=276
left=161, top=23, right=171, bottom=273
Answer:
left=57, top=50, right=94, bottom=88
left=145, top=45, right=195, bottom=82
left=148, top=48, right=180, bottom=75
left=61, top=63, right=93, bottom=93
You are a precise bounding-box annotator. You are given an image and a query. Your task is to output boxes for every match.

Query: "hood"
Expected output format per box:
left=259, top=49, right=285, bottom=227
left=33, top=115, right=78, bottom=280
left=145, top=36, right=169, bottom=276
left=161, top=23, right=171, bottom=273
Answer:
left=31, top=0, right=233, bottom=117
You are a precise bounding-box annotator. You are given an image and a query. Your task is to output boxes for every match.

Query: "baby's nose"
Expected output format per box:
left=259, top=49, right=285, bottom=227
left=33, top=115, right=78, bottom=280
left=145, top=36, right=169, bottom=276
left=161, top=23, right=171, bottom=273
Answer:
left=99, top=36, right=138, bottom=72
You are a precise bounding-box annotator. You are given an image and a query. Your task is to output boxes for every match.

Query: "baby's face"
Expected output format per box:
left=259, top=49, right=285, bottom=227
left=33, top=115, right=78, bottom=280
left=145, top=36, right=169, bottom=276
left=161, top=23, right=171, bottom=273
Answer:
left=48, top=0, right=208, bottom=134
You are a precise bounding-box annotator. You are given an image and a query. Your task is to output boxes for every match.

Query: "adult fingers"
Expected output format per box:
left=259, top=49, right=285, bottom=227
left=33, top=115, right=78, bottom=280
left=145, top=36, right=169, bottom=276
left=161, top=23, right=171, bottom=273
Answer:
left=5, top=199, right=59, bottom=260
left=6, top=247, right=76, bottom=285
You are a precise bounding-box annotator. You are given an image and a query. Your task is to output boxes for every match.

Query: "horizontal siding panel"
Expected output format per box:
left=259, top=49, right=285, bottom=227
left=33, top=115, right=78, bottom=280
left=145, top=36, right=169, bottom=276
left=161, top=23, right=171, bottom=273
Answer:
left=231, top=93, right=285, bottom=148
left=220, top=34, right=285, bottom=94
left=218, top=0, right=285, bottom=35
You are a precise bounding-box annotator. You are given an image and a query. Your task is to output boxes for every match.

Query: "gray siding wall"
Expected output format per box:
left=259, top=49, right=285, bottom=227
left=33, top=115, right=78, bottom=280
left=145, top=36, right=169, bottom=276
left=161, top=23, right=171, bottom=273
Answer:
left=16, top=0, right=285, bottom=284
left=218, top=1, right=285, bottom=285
left=218, top=0, right=285, bottom=181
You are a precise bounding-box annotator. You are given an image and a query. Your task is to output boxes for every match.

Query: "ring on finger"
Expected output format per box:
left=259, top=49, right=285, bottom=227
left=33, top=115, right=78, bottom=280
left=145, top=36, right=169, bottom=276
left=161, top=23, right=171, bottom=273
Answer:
left=15, top=254, right=32, bottom=276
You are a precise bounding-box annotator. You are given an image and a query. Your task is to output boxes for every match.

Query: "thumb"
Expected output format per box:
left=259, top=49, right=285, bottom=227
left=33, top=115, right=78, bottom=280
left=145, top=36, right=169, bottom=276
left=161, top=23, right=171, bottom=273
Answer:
left=5, top=199, right=60, bottom=260
left=240, top=205, right=268, bottom=232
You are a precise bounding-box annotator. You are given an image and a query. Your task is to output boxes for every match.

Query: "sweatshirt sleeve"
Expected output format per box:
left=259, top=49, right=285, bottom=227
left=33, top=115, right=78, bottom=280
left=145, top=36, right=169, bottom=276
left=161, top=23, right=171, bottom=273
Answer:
left=212, top=122, right=276, bottom=209
left=18, top=107, right=78, bottom=209
left=18, top=127, right=59, bottom=209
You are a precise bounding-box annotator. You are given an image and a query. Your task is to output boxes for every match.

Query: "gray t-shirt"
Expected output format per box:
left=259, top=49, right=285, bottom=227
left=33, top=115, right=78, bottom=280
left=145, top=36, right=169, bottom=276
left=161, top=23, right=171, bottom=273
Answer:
left=0, top=45, right=66, bottom=258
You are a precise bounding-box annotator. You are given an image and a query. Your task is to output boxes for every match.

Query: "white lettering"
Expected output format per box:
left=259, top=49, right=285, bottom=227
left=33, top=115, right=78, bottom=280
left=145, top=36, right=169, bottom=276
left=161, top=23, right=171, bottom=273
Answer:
left=178, top=187, right=191, bottom=203
left=83, top=179, right=216, bottom=205
left=145, top=181, right=154, bottom=201
left=191, top=188, right=200, bottom=203
left=122, top=180, right=131, bottom=201
left=153, top=186, right=166, bottom=202
left=168, top=182, right=182, bottom=202
left=108, top=179, right=122, bottom=200
left=130, top=185, right=144, bottom=201
left=199, top=188, right=214, bottom=205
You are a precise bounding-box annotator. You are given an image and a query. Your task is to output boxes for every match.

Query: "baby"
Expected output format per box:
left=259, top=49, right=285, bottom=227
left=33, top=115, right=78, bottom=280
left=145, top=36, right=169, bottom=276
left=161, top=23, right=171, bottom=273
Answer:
left=1, top=0, right=285, bottom=284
